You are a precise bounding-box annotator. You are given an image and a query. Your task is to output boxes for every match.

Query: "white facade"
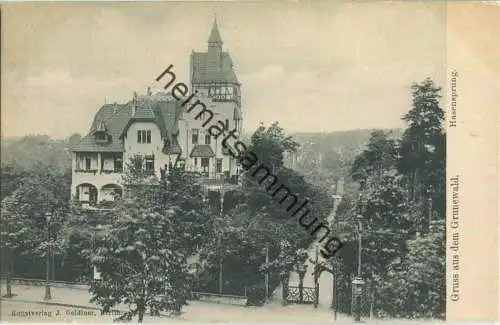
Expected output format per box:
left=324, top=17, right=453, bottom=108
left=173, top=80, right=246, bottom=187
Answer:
left=71, top=20, right=242, bottom=207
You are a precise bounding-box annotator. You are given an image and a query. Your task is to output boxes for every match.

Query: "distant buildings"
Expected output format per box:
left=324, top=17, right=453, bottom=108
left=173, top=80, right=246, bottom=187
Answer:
left=70, top=19, right=242, bottom=208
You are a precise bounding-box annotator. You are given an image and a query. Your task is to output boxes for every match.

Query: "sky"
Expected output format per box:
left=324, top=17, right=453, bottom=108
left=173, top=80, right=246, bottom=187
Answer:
left=2, top=2, right=448, bottom=139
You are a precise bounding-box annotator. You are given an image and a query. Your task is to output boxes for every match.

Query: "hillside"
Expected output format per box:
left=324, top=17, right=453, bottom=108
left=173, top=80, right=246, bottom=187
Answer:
left=1, top=134, right=79, bottom=200
left=286, top=128, right=403, bottom=191
left=0, top=129, right=402, bottom=198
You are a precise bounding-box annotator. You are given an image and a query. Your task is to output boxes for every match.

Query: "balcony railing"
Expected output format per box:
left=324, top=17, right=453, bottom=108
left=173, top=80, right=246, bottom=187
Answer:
left=75, top=169, right=98, bottom=174
left=75, top=168, right=122, bottom=174
left=199, top=172, right=239, bottom=186
left=101, top=168, right=123, bottom=174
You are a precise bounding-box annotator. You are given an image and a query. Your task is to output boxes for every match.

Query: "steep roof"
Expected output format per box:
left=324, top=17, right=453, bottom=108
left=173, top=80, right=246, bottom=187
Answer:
left=133, top=99, right=155, bottom=119
left=190, top=144, right=215, bottom=158
left=191, top=52, right=238, bottom=84
left=71, top=94, right=183, bottom=153
left=208, top=18, right=223, bottom=44
left=191, top=19, right=239, bottom=84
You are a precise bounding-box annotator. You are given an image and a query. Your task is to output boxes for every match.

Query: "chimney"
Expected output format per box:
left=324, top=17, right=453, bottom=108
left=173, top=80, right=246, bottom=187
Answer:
left=132, top=92, right=138, bottom=116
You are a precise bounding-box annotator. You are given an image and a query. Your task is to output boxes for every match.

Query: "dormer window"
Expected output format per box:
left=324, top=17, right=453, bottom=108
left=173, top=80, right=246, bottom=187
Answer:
left=94, top=121, right=108, bottom=144
left=95, top=132, right=107, bottom=141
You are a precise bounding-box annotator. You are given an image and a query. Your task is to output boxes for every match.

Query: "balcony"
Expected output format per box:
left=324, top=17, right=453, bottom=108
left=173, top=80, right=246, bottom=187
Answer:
left=100, top=168, right=123, bottom=174
left=197, top=172, right=240, bottom=191
left=75, top=169, right=99, bottom=175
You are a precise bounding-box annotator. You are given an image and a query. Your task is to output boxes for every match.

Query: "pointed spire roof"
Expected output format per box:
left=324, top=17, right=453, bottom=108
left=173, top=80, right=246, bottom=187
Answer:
left=208, top=17, right=223, bottom=45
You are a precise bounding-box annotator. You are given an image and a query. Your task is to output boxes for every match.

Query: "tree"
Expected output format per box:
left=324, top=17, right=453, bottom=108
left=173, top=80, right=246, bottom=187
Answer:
left=397, top=78, right=445, bottom=207
left=89, top=195, right=192, bottom=322
left=377, top=219, right=445, bottom=318
left=333, top=79, right=446, bottom=318
left=1, top=190, right=38, bottom=297
left=351, top=130, right=398, bottom=186
left=199, top=122, right=334, bottom=297
left=249, top=121, right=299, bottom=169
left=89, top=160, right=211, bottom=322
left=1, top=165, right=71, bottom=293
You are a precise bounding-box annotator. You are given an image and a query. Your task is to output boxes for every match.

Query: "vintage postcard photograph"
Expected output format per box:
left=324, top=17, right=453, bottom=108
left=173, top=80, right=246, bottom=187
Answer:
left=1, top=1, right=498, bottom=324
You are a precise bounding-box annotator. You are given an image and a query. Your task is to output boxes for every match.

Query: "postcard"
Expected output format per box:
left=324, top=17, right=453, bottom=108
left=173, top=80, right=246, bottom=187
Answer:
left=1, top=1, right=498, bottom=323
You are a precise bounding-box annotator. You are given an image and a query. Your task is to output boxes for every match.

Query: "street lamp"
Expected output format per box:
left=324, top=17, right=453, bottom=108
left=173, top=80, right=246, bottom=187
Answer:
left=263, top=244, right=269, bottom=302
left=296, top=263, right=308, bottom=303
left=44, top=212, right=52, bottom=300
left=428, top=197, right=433, bottom=232
left=351, top=213, right=365, bottom=322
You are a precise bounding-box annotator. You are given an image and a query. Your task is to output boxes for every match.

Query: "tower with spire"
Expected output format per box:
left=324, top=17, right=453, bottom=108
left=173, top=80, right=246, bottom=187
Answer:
left=207, top=17, right=223, bottom=68
left=70, top=18, right=243, bottom=210
left=187, top=17, right=243, bottom=184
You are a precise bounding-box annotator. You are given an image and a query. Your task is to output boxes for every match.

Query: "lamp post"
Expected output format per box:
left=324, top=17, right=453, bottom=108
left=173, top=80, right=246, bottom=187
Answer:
left=313, top=245, right=320, bottom=308
left=44, top=212, right=52, bottom=300
left=264, top=243, right=269, bottom=301
left=296, top=263, right=307, bottom=303
left=428, top=197, right=432, bottom=232
left=351, top=213, right=365, bottom=322
left=280, top=270, right=289, bottom=305
left=218, top=192, right=224, bottom=295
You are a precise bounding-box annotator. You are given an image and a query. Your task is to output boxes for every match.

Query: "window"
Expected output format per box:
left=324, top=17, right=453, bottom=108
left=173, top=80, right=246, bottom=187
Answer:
left=205, top=134, right=211, bottom=145
left=208, top=84, right=234, bottom=101
left=95, top=132, right=106, bottom=141
left=134, top=156, right=143, bottom=170
left=192, top=128, right=199, bottom=144
left=137, top=130, right=151, bottom=144
left=201, top=158, right=210, bottom=173
left=145, top=155, right=155, bottom=174
left=114, top=157, right=123, bottom=172
left=85, top=157, right=91, bottom=170
left=216, top=158, right=223, bottom=173
left=178, top=158, right=186, bottom=170
left=194, top=158, right=198, bottom=166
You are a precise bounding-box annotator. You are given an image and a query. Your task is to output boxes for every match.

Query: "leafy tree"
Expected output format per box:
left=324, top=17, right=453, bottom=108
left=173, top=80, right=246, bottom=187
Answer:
left=89, top=195, right=190, bottom=321
left=201, top=122, right=334, bottom=296
left=90, top=203, right=192, bottom=322
left=249, top=121, right=299, bottom=169
left=333, top=79, right=446, bottom=318
left=377, top=219, right=445, bottom=318
left=1, top=164, right=71, bottom=291
left=1, top=190, right=39, bottom=296
left=89, top=160, right=211, bottom=322
left=351, top=130, right=398, bottom=186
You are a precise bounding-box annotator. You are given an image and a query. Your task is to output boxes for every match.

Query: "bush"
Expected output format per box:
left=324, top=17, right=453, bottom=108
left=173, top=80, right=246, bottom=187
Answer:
left=246, top=284, right=266, bottom=306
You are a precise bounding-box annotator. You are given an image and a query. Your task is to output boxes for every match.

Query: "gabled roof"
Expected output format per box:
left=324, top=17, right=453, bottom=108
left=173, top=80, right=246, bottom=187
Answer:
left=163, top=136, right=182, bottom=155
left=133, top=99, right=155, bottom=119
left=190, top=144, right=215, bottom=158
left=71, top=94, right=184, bottom=153
left=71, top=103, right=130, bottom=152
